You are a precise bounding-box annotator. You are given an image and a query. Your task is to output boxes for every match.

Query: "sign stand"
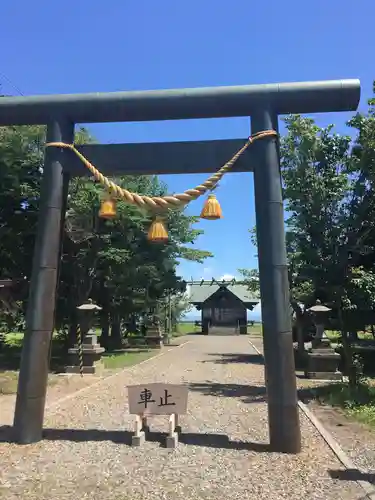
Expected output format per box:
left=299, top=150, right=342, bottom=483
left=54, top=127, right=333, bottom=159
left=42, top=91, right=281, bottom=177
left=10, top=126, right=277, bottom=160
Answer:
left=131, top=413, right=182, bottom=448
left=131, top=415, right=145, bottom=446
left=141, top=416, right=150, bottom=434
left=128, top=383, right=188, bottom=449
left=166, top=413, right=181, bottom=448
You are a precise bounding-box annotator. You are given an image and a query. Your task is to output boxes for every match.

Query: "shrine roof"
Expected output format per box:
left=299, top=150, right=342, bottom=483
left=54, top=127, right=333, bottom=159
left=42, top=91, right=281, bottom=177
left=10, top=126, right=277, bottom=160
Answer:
left=188, top=280, right=258, bottom=305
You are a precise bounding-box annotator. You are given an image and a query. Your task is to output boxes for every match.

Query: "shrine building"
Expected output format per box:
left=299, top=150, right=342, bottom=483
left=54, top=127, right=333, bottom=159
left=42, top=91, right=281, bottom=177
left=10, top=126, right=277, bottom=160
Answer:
left=188, top=279, right=259, bottom=334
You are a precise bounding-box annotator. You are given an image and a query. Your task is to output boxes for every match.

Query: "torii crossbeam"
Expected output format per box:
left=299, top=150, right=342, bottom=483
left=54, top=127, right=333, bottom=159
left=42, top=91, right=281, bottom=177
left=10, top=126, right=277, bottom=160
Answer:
left=0, top=79, right=360, bottom=453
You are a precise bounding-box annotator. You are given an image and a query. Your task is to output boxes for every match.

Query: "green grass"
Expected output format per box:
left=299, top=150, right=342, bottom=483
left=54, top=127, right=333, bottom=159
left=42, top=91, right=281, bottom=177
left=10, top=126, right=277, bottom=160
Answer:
left=174, top=322, right=196, bottom=335
left=311, top=380, right=375, bottom=427
left=0, top=370, right=60, bottom=395
left=102, top=349, right=158, bottom=369
left=175, top=322, right=263, bottom=335
left=247, top=323, right=262, bottom=335
left=0, top=370, right=19, bottom=394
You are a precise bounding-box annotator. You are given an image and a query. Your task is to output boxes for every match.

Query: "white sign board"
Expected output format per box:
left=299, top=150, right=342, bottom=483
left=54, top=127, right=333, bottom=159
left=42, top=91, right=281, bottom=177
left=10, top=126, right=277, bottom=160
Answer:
left=127, top=383, right=188, bottom=415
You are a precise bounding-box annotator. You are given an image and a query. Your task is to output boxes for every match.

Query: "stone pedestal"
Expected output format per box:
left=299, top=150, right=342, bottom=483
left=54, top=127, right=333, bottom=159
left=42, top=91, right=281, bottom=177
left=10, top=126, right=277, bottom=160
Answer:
left=304, top=338, right=342, bottom=380
left=163, top=333, right=171, bottom=345
left=145, top=324, right=163, bottom=349
left=66, top=333, right=105, bottom=375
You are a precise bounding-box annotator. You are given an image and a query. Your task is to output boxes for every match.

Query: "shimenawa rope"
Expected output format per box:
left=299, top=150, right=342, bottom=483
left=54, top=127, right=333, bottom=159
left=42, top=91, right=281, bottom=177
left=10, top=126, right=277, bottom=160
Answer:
left=45, top=129, right=277, bottom=211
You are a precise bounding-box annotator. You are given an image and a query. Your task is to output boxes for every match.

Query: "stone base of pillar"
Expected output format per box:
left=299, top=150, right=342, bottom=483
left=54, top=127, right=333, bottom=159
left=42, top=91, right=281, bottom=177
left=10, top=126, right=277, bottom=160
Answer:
left=65, top=333, right=105, bottom=375
left=145, top=336, right=163, bottom=349
left=145, top=324, right=163, bottom=349
left=65, top=362, right=104, bottom=375
left=304, top=340, right=342, bottom=380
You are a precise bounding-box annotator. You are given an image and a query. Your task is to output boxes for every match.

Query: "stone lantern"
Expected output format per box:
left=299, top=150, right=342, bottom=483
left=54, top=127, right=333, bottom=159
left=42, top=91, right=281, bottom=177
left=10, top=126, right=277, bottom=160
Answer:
left=66, top=299, right=105, bottom=375
left=304, top=300, right=341, bottom=380
left=307, top=300, right=331, bottom=349
left=144, top=311, right=163, bottom=349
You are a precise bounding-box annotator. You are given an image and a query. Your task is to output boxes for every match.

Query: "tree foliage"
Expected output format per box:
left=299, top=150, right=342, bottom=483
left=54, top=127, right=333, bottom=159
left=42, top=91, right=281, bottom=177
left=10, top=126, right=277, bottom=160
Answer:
left=0, top=125, right=212, bottom=344
left=240, top=81, right=375, bottom=339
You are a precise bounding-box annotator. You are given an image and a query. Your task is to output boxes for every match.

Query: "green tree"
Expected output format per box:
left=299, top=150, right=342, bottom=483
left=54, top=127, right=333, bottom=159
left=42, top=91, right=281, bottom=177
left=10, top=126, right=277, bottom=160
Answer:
left=238, top=268, right=260, bottom=298
left=239, top=100, right=375, bottom=364
left=0, top=125, right=44, bottom=280
left=0, top=125, right=212, bottom=351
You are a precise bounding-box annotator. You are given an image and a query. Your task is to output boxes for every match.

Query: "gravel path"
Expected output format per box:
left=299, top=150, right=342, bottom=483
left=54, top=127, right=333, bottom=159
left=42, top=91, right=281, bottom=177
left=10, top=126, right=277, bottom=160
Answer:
left=0, top=335, right=365, bottom=499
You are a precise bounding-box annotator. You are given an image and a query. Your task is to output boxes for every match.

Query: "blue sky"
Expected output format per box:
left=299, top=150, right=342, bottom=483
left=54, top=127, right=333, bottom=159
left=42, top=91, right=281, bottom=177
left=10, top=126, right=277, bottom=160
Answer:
left=2, top=0, right=374, bottom=319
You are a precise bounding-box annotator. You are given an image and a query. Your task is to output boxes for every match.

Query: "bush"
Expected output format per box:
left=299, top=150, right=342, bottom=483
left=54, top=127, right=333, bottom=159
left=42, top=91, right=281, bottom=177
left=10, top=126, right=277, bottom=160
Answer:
left=313, top=381, right=375, bottom=426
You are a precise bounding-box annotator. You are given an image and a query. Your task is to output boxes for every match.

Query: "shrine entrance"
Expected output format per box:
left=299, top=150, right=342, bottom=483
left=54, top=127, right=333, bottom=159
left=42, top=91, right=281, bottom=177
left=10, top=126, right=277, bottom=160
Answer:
left=0, top=78, right=360, bottom=453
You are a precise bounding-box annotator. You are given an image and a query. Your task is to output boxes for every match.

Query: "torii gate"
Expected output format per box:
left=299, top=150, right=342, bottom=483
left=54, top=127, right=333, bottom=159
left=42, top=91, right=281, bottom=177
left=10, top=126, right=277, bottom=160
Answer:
left=0, top=79, right=360, bottom=453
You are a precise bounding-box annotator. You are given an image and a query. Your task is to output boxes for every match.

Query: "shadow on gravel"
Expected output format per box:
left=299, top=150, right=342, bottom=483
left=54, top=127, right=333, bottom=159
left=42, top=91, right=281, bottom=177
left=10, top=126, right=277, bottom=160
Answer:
left=202, top=353, right=264, bottom=365
left=329, top=468, right=375, bottom=485
left=188, top=381, right=266, bottom=404
left=0, top=425, right=270, bottom=452
left=188, top=380, right=335, bottom=406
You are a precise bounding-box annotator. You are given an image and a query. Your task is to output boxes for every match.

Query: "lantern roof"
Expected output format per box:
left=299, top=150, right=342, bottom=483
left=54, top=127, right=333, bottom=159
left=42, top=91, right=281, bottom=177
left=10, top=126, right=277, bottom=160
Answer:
left=307, top=300, right=331, bottom=313
left=77, top=298, right=102, bottom=311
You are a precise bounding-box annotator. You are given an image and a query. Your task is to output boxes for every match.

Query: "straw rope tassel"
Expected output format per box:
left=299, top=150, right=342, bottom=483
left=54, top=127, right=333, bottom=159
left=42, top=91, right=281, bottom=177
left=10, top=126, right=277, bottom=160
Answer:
left=200, top=193, right=222, bottom=220
left=77, top=325, right=84, bottom=377
left=148, top=215, right=168, bottom=242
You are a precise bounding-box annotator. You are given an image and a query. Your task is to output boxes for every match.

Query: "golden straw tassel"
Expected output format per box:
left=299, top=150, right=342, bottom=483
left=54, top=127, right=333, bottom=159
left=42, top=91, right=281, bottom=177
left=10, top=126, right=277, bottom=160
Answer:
left=148, top=216, right=168, bottom=242
left=200, top=194, right=222, bottom=220
left=99, top=198, right=116, bottom=219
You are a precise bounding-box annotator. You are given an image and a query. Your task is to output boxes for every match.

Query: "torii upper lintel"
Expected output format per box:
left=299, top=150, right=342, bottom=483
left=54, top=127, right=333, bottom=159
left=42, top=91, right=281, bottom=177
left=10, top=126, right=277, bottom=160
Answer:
left=0, top=79, right=360, bottom=126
